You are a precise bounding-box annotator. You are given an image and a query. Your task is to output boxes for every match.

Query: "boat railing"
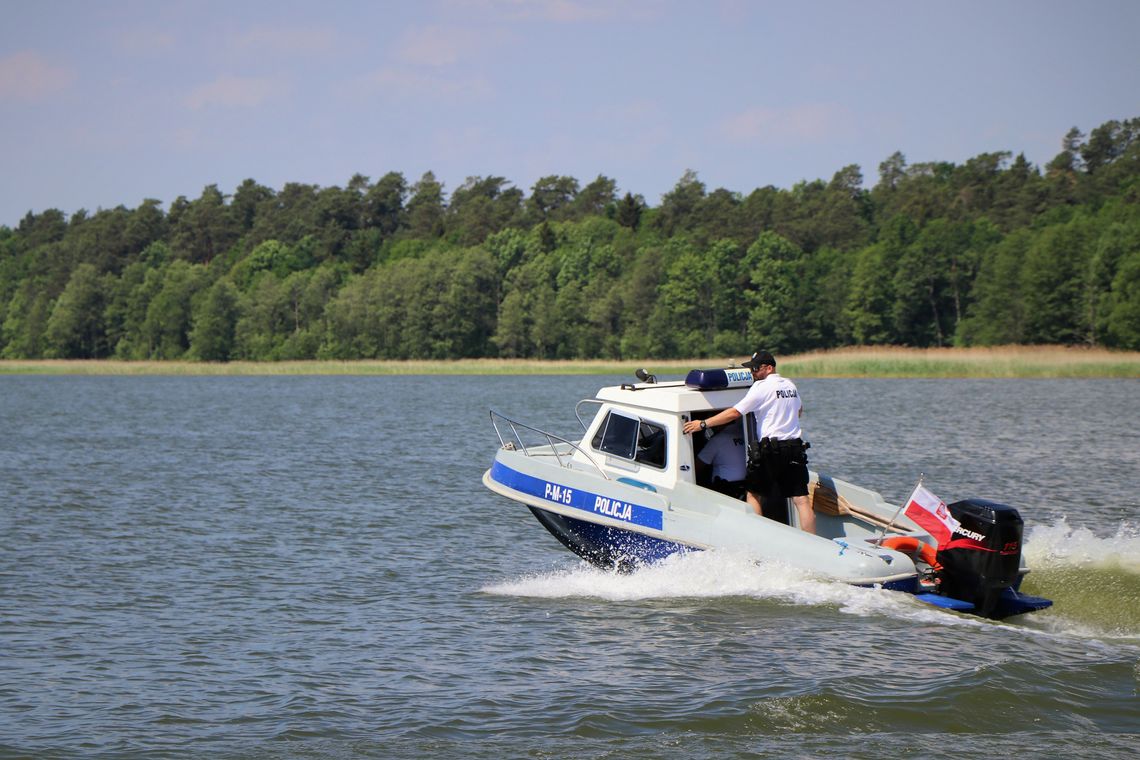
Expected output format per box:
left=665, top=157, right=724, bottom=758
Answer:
left=489, top=409, right=610, bottom=480
left=574, top=398, right=603, bottom=432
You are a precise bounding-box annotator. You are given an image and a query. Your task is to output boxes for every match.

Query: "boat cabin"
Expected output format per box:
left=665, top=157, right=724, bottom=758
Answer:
left=573, top=371, right=757, bottom=496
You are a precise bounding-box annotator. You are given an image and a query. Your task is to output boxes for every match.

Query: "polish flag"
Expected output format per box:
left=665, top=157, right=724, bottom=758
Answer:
left=903, top=484, right=961, bottom=547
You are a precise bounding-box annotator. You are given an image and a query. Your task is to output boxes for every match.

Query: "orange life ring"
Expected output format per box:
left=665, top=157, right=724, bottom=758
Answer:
left=880, top=536, right=942, bottom=572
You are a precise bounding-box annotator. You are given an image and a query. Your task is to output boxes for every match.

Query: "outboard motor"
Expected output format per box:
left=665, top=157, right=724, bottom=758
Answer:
left=936, top=499, right=1024, bottom=618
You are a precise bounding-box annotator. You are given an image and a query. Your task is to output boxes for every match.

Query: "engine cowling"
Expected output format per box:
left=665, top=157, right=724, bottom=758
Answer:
left=935, top=498, right=1024, bottom=617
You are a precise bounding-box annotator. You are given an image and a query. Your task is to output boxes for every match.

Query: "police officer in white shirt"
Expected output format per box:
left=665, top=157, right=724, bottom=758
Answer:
left=683, top=350, right=815, bottom=534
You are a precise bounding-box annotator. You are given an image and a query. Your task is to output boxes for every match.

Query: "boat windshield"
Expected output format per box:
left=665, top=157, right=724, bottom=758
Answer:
left=591, top=410, right=667, bottom=469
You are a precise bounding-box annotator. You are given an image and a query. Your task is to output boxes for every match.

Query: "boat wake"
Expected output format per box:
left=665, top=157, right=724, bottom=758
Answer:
left=1024, top=517, right=1140, bottom=571
left=1020, top=518, right=1140, bottom=640
left=483, top=549, right=984, bottom=629
left=484, top=518, right=1140, bottom=642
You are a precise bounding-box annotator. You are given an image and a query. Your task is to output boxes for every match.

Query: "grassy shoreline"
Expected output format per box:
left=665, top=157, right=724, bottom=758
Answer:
left=1, top=346, right=1137, bottom=378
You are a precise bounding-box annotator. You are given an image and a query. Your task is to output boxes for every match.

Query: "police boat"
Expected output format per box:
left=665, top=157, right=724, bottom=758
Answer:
left=482, top=368, right=1053, bottom=619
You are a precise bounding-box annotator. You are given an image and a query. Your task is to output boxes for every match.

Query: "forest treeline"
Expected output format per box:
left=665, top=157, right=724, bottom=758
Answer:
left=2, top=118, right=1139, bottom=361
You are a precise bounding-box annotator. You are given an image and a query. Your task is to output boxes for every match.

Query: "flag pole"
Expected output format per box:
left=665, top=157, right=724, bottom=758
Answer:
left=874, top=473, right=924, bottom=547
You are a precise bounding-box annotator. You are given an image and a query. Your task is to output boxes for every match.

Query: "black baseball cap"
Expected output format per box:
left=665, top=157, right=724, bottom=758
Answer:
left=742, top=350, right=776, bottom=369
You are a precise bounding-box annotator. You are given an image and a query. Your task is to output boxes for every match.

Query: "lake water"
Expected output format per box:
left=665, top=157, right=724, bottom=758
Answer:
left=1, top=374, right=1138, bottom=758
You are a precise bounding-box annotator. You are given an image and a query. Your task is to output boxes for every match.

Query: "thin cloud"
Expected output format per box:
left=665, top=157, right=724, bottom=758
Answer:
left=232, top=25, right=337, bottom=55
left=0, top=51, right=75, bottom=101
left=598, top=98, right=666, bottom=126
left=393, top=24, right=508, bottom=67
left=171, top=126, right=200, bottom=150
left=374, top=21, right=505, bottom=99
left=501, top=0, right=616, bottom=22
left=394, top=25, right=472, bottom=67
left=720, top=103, right=855, bottom=144
left=184, top=74, right=284, bottom=110
left=365, top=66, right=492, bottom=99
left=464, top=0, right=655, bottom=23
left=113, top=28, right=177, bottom=56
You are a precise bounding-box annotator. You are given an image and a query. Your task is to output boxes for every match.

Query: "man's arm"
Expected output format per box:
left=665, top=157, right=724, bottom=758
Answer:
left=682, top=407, right=742, bottom=435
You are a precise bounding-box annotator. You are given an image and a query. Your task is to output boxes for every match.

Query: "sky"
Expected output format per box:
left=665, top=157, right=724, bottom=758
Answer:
left=2, top=0, right=1138, bottom=228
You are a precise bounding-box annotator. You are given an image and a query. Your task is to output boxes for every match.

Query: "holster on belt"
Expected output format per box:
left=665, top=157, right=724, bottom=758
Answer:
left=750, top=437, right=810, bottom=469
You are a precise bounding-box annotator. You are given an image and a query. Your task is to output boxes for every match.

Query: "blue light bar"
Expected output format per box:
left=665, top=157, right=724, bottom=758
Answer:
left=684, top=368, right=754, bottom=390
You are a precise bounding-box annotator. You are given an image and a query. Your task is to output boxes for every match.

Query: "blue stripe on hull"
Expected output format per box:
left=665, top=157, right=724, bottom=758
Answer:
left=491, top=460, right=663, bottom=531
left=528, top=507, right=690, bottom=571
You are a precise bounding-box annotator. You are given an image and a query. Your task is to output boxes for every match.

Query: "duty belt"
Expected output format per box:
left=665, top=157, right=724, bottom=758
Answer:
left=748, top=437, right=810, bottom=471
left=760, top=437, right=808, bottom=452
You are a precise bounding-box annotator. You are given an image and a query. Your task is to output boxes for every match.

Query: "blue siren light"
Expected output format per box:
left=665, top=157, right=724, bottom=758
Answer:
left=684, top=368, right=754, bottom=390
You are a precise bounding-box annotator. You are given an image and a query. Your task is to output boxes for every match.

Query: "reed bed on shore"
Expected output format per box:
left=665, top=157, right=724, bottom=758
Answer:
left=780, top=346, right=1140, bottom=378
left=1, top=346, right=1137, bottom=378
left=0, top=358, right=642, bottom=376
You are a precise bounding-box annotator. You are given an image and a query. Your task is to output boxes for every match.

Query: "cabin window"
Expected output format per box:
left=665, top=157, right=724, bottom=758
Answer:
left=591, top=411, right=667, bottom=469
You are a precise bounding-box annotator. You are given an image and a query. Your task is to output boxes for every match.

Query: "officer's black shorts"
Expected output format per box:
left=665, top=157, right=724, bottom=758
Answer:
left=747, top=459, right=809, bottom=499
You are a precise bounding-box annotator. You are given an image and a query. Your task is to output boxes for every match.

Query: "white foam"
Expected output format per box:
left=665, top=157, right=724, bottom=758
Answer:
left=484, top=549, right=804, bottom=601
left=482, top=549, right=986, bottom=629
left=482, top=520, right=1140, bottom=647
left=1024, top=517, right=1140, bottom=572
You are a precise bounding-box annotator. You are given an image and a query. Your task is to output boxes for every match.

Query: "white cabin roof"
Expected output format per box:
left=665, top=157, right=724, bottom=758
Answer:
left=594, top=381, right=749, bottom=415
